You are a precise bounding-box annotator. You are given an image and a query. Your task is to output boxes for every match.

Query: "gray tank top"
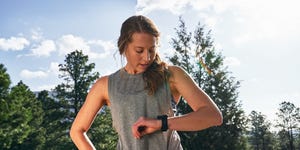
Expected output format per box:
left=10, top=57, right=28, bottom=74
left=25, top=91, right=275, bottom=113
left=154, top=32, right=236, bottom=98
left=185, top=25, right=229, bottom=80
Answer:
left=108, top=68, right=183, bottom=150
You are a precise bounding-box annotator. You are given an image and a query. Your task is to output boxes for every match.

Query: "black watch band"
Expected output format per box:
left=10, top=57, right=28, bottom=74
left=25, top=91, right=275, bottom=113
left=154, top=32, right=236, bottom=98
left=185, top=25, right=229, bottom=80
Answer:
left=157, top=115, right=168, bottom=131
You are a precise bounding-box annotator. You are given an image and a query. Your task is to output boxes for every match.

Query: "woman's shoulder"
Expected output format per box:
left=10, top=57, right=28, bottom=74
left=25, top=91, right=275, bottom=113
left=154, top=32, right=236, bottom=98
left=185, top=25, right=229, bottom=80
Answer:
left=93, top=76, right=109, bottom=89
left=95, top=68, right=123, bottom=87
left=96, top=69, right=121, bottom=83
left=92, top=75, right=110, bottom=105
left=167, top=65, right=184, bottom=72
left=167, top=65, right=193, bottom=86
left=98, top=75, right=109, bottom=82
left=167, top=65, right=188, bottom=78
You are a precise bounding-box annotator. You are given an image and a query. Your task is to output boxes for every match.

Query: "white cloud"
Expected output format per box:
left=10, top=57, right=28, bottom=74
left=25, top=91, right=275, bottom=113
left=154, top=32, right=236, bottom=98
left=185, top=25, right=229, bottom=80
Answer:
left=19, top=62, right=59, bottom=82
left=20, top=69, right=48, bottom=79
left=30, top=40, right=56, bottom=57
left=87, top=40, right=116, bottom=59
left=232, top=34, right=252, bottom=46
left=231, top=0, right=300, bottom=45
left=224, top=57, right=241, bottom=67
left=136, top=0, right=236, bottom=15
left=189, top=0, right=237, bottom=14
left=136, top=0, right=300, bottom=45
left=198, top=13, right=218, bottom=29
left=30, top=28, right=43, bottom=41
left=0, top=36, right=30, bottom=51
left=136, top=0, right=190, bottom=15
left=36, top=84, right=57, bottom=91
left=57, top=34, right=116, bottom=59
left=49, top=62, right=60, bottom=76
left=56, top=34, right=90, bottom=56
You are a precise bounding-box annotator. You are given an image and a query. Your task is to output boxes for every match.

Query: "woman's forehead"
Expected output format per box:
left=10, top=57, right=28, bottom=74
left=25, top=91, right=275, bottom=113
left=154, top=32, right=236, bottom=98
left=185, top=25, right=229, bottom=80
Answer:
left=130, top=32, right=157, bottom=46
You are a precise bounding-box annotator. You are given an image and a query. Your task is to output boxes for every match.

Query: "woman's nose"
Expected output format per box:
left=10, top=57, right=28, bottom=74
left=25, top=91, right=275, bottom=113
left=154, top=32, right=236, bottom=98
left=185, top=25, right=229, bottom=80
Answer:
left=143, top=51, right=151, bottom=62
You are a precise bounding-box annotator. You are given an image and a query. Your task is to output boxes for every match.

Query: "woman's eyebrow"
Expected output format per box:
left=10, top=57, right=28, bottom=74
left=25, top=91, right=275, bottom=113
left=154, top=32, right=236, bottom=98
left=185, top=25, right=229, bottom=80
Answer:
left=134, top=45, right=156, bottom=49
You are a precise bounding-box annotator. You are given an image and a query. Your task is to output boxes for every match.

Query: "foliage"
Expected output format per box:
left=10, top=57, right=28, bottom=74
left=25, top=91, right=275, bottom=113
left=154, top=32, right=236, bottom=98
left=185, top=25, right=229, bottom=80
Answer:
left=276, top=101, right=300, bottom=150
left=0, top=81, right=44, bottom=149
left=168, top=17, right=247, bottom=149
left=0, top=64, right=13, bottom=149
left=1, top=51, right=118, bottom=149
left=37, top=90, right=72, bottom=150
left=0, top=64, right=11, bottom=146
left=88, top=106, right=118, bottom=150
left=0, top=64, right=10, bottom=98
left=247, top=111, right=276, bottom=150
left=52, top=50, right=100, bottom=148
left=55, top=50, right=100, bottom=116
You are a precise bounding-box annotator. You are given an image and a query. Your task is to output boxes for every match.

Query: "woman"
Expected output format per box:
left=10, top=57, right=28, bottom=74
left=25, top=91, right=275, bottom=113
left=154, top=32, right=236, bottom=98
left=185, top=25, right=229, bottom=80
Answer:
left=70, top=15, right=222, bottom=150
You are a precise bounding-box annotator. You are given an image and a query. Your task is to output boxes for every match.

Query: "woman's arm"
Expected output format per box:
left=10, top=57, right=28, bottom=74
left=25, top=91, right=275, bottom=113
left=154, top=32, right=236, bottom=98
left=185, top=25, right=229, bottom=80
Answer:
left=70, top=76, right=109, bottom=150
left=132, top=66, right=222, bottom=138
left=167, top=65, right=222, bottom=131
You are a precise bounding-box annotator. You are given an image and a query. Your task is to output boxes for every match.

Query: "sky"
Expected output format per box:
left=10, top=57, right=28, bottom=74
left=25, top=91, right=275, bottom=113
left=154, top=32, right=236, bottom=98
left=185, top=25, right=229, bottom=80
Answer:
left=1, top=0, right=299, bottom=127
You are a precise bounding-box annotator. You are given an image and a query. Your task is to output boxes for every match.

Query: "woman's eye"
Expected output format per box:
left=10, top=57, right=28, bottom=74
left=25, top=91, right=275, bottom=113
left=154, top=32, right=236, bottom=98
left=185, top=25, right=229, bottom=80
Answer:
left=136, top=50, right=143, bottom=53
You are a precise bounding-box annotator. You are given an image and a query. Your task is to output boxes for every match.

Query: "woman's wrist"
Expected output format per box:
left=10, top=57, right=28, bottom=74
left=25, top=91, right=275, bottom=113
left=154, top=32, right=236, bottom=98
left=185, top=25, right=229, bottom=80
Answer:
left=157, top=115, right=168, bottom=131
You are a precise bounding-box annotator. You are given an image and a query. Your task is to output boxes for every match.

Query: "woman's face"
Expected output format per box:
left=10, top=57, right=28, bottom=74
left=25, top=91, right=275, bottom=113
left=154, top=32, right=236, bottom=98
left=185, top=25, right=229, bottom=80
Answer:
left=124, top=32, right=157, bottom=74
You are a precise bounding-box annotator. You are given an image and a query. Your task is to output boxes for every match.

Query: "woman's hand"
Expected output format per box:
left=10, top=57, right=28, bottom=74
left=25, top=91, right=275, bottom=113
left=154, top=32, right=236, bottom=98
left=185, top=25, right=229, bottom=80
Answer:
left=70, top=77, right=109, bottom=150
left=131, top=117, right=161, bottom=139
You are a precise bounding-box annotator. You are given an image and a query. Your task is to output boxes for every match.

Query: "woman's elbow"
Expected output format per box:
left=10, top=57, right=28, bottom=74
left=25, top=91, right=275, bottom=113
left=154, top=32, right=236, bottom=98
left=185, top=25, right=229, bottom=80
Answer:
left=69, top=124, right=82, bottom=141
left=69, top=126, right=76, bottom=140
left=213, top=110, right=223, bottom=126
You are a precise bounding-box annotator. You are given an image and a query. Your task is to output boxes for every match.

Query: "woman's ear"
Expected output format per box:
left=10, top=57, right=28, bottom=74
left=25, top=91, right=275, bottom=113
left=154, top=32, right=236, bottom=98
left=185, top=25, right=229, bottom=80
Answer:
left=123, top=48, right=128, bottom=58
left=122, top=45, right=127, bottom=56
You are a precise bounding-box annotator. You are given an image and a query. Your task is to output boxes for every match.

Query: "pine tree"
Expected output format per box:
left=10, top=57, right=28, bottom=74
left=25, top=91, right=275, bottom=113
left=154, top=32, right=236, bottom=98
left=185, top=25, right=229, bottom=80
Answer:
left=0, top=64, right=13, bottom=149
left=168, top=17, right=247, bottom=150
left=0, top=64, right=10, bottom=98
left=53, top=50, right=118, bottom=149
left=37, top=90, right=71, bottom=149
left=55, top=50, right=100, bottom=117
left=248, top=111, right=275, bottom=150
left=53, top=50, right=100, bottom=148
left=2, top=81, right=44, bottom=149
left=276, top=101, right=300, bottom=150
left=88, top=106, right=118, bottom=150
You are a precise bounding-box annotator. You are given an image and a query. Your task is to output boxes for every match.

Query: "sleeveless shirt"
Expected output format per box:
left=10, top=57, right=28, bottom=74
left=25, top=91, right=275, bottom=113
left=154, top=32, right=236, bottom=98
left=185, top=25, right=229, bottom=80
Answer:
left=108, top=69, right=183, bottom=150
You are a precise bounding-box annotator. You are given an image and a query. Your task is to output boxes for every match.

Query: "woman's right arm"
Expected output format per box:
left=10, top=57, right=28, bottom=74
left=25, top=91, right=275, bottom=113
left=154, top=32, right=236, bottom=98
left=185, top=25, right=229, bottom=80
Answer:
left=70, top=76, right=109, bottom=150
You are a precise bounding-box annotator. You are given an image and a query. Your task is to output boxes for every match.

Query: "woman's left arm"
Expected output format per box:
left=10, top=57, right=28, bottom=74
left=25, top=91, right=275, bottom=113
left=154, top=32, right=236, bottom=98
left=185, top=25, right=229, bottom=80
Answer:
left=131, top=65, right=222, bottom=138
left=167, top=65, right=222, bottom=131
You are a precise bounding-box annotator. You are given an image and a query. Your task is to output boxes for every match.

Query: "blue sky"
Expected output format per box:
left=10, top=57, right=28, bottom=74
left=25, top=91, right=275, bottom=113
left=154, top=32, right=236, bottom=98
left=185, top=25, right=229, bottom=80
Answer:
left=1, top=0, right=299, bottom=127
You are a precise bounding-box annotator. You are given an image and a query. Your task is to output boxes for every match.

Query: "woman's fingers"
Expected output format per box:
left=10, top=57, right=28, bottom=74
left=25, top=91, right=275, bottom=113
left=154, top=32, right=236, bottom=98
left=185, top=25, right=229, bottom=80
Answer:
left=132, top=123, right=141, bottom=139
left=132, top=117, right=161, bottom=139
left=138, top=126, right=146, bottom=133
left=132, top=117, right=145, bottom=139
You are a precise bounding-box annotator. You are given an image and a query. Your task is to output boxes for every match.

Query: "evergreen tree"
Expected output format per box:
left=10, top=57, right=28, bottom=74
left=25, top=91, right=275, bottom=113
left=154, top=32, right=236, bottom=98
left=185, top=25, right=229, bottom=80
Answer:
left=277, top=129, right=290, bottom=150
left=52, top=50, right=100, bottom=148
left=296, top=129, right=300, bottom=150
left=53, top=50, right=121, bottom=149
left=168, top=17, right=247, bottom=150
left=0, top=81, right=44, bottom=149
left=248, top=111, right=275, bottom=150
left=0, top=64, right=13, bottom=149
left=55, top=50, right=100, bottom=117
left=37, top=90, right=70, bottom=150
left=276, top=101, right=300, bottom=150
left=88, top=106, right=118, bottom=150
left=0, top=64, right=10, bottom=98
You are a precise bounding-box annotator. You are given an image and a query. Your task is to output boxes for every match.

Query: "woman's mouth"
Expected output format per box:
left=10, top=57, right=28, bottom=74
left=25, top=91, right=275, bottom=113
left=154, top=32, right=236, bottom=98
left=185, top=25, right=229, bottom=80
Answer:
left=140, top=64, right=149, bottom=69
